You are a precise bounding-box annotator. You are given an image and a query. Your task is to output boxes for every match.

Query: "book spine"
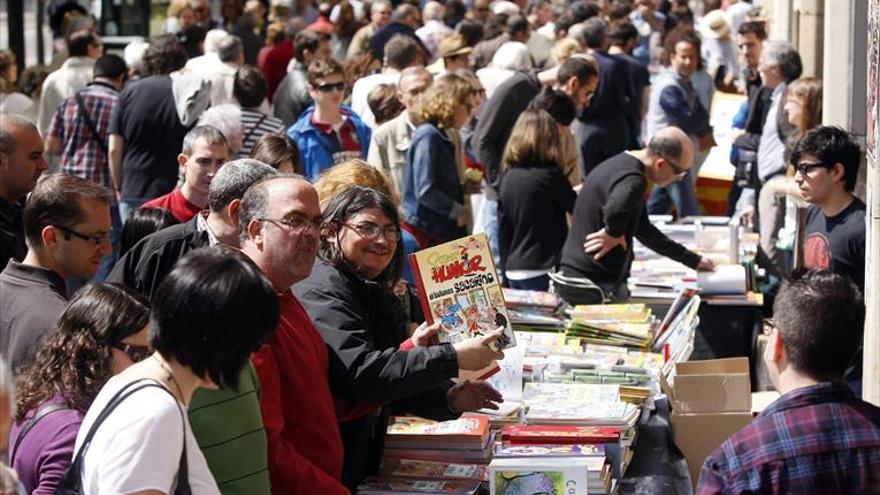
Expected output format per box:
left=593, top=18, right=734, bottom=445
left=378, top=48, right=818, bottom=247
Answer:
left=408, top=252, right=434, bottom=326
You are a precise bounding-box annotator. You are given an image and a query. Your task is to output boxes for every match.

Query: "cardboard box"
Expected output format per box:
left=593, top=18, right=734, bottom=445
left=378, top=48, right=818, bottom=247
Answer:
left=672, top=358, right=751, bottom=414
left=671, top=412, right=753, bottom=489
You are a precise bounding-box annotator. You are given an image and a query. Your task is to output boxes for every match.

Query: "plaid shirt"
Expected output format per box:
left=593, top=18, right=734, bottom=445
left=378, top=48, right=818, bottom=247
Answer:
left=697, top=382, right=880, bottom=494
left=48, top=82, right=118, bottom=189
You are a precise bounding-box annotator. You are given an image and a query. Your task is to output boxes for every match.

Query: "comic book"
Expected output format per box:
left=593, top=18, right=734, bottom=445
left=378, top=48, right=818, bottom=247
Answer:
left=409, top=233, right=517, bottom=351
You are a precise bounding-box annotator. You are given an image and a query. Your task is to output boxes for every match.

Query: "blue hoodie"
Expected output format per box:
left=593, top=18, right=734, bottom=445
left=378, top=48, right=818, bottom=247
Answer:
left=287, top=105, right=372, bottom=180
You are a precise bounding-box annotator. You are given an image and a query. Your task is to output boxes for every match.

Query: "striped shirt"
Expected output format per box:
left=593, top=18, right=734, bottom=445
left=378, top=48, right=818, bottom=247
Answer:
left=48, top=82, right=118, bottom=189
left=237, top=108, right=285, bottom=159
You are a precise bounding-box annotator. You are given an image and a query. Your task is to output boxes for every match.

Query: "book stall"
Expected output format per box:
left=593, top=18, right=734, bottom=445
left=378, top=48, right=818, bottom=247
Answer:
left=354, top=226, right=764, bottom=494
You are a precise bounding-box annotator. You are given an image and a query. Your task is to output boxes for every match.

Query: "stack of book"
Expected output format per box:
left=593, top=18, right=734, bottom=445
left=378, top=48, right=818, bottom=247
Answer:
left=490, top=426, right=619, bottom=494
left=522, top=382, right=641, bottom=428
left=362, top=416, right=494, bottom=494
left=566, top=304, right=655, bottom=348
left=503, top=289, right=566, bottom=333
left=382, top=415, right=494, bottom=464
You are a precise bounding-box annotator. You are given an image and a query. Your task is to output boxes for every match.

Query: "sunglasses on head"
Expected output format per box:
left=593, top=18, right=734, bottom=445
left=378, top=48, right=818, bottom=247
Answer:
left=314, top=81, right=346, bottom=93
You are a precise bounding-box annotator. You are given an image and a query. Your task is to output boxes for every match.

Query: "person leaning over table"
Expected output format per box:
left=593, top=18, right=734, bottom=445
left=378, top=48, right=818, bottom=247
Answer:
left=558, top=126, right=715, bottom=303
left=294, top=185, right=504, bottom=490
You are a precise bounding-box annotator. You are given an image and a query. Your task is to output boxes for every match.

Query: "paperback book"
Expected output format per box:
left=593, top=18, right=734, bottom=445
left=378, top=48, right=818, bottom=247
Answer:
left=409, top=234, right=517, bottom=351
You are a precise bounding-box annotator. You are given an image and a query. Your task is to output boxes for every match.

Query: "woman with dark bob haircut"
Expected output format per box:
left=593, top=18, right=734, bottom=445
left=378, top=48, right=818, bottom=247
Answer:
left=70, top=246, right=279, bottom=494
left=9, top=283, right=150, bottom=495
left=294, top=185, right=504, bottom=490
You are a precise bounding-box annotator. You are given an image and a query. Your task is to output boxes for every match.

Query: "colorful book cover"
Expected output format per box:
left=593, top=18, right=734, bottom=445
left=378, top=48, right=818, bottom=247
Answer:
left=386, top=415, right=489, bottom=445
left=501, top=425, right=621, bottom=445
left=489, top=458, right=589, bottom=495
left=570, top=303, right=651, bottom=322
left=494, top=443, right=606, bottom=458
left=409, top=234, right=516, bottom=351
left=358, top=477, right=482, bottom=494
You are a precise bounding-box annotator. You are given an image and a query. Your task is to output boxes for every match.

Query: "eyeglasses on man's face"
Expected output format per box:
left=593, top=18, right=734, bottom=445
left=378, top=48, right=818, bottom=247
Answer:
left=794, top=161, right=832, bottom=177
left=345, top=222, right=401, bottom=242
left=51, top=224, right=110, bottom=246
left=660, top=155, right=688, bottom=180
left=259, top=214, right=323, bottom=234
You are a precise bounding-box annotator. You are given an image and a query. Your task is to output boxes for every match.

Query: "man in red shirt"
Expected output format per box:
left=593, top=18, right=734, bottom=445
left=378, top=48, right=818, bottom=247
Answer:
left=238, top=175, right=349, bottom=494
left=142, top=125, right=229, bottom=222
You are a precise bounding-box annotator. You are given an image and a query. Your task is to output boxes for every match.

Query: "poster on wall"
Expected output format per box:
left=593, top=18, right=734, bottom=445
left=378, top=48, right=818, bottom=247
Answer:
left=868, top=0, right=880, bottom=162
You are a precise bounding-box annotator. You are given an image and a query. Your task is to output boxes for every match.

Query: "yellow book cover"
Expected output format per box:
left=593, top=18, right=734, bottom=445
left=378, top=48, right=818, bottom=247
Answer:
left=408, top=233, right=516, bottom=351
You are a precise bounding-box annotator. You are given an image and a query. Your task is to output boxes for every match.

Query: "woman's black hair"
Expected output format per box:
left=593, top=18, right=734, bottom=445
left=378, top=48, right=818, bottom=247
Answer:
left=120, top=207, right=180, bottom=258
left=319, top=185, right=404, bottom=289
left=150, top=246, right=280, bottom=390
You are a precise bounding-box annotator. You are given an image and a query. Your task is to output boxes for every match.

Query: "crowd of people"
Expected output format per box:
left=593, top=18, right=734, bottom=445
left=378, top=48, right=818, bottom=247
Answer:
left=0, top=0, right=876, bottom=493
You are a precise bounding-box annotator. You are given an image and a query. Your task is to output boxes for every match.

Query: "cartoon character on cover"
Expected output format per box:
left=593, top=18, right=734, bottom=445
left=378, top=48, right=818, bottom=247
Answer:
left=437, top=298, right=464, bottom=329
left=457, top=236, right=484, bottom=271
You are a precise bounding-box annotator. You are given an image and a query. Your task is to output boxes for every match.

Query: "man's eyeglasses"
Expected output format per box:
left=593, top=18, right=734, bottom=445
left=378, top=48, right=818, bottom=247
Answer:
left=346, top=222, right=401, bottom=241
left=660, top=155, right=688, bottom=180
left=259, top=215, right=323, bottom=234
left=112, top=342, right=153, bottom=362
left=794, top=161, right=832, bottom=176
left=52, top=225, right=110, bottom=246
left=314, top=81, right=346, bottom=93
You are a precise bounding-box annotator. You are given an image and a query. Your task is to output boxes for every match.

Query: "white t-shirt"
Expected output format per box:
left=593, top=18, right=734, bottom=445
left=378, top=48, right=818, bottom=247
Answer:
left=73, top=376, right=220, bottom=495
left=350, top=71, right=401, bottom=128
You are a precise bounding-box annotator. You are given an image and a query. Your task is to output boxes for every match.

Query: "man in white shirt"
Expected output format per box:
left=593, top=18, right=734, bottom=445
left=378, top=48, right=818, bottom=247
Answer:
left=416, top=1, right=452, bottom=61
left=367, top=67, right=432, bottom=197
left=37, top=29, right=102, bottom=141
left=351, top=34, right=425, bottom=128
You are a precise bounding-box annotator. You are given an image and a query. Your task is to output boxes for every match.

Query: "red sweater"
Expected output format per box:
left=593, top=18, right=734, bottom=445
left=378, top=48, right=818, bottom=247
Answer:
left=141, top=188, right=202, bottom=223
left=251, top=291, right=349, bottom=494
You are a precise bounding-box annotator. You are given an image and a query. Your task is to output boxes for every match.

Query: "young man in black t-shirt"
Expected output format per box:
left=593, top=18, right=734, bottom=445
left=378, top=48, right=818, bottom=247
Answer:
left=792, top=126, right=865, bottom=295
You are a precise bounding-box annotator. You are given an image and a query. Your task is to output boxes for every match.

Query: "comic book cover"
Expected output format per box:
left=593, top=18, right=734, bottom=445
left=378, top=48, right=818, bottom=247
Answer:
left=409, top=233, right=516, bottom=351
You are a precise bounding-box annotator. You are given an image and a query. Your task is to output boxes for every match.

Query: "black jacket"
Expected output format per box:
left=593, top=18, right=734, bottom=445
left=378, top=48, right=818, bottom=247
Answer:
left=734, top=83, right=799, bottom=158
left=295, top=259, right=459, bottom=402
left=295, top=260, right=459, bottom=489
left=473, top=71, right=541, bottom=195
left=107, top=216, right=209, bottom=299
left=0, top=198, right=26, bottom=269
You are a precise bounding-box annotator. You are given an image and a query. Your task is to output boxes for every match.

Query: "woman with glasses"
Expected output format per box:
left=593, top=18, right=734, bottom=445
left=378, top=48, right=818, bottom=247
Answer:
left=8, top=283, right=150, bottom=495
left=294, top=186, right=503, bottom=490
left=401, top=73, right=475, bottom=247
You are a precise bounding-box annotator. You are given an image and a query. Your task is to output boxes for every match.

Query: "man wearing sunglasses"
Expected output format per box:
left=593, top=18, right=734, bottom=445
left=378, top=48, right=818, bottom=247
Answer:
left=559, top=126, right=715, bottom=302
left=0, top=174, right=112, bottom=374
left=794, top=127, right=865, bottom=298
left=289, top=57, right=371, bottom=181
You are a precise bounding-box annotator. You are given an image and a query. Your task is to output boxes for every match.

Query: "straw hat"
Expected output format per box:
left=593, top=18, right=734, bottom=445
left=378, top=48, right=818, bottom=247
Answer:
left=703, top=10, right=731, bottom=40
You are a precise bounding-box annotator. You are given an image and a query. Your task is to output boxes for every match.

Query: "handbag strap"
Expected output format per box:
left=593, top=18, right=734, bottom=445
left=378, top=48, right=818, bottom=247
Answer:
left=10, top=402, right=71, bottom=466
left=64, top=378, right=191, bottom=494
left=73, top=91, right=108, bottom=155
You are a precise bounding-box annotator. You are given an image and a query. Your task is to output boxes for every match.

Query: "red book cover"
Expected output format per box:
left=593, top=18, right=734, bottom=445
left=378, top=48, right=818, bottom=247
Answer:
left=501, top=425, right=621, bottom=445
